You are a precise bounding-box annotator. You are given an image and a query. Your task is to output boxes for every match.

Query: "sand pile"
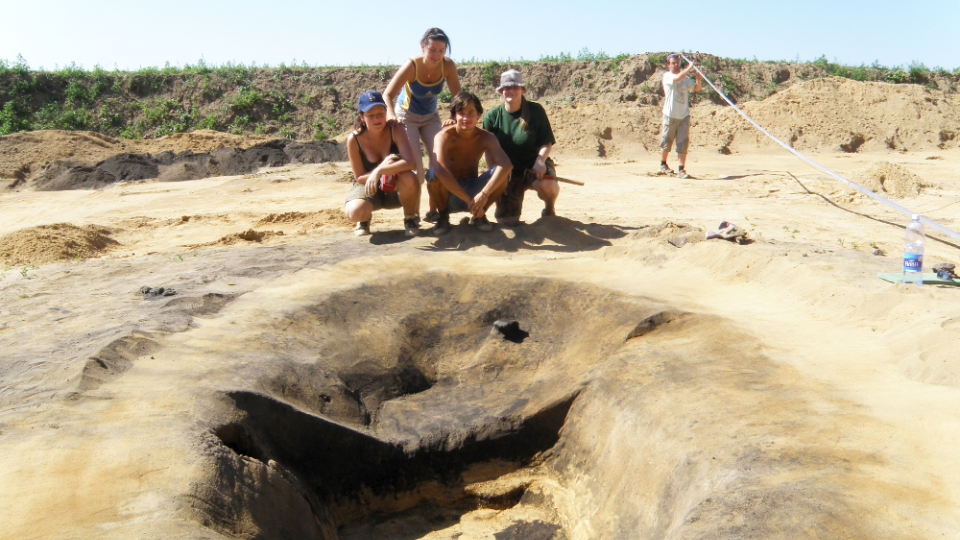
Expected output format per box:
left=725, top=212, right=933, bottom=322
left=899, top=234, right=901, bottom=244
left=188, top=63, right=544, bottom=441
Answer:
left=255, top=209, right=355, bottom=230
left=853, top=161, right=926, bottom=198
left=542, top=77, right=960, bottom=157
left=0, top=223, right=119, bottom=265
left=211, top=229, right=284, bottom=245
left=708, top=77, right=960, bottom=153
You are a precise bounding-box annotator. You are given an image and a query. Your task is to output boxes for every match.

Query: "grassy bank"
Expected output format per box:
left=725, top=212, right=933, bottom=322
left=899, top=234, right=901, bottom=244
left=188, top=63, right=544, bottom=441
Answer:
left=2, top=53, right=957, bottom=140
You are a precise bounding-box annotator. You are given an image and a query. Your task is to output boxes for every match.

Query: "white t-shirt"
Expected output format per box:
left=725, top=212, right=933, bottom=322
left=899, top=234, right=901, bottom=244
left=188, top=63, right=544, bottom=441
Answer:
left=662, top=72, right=695, bottom=119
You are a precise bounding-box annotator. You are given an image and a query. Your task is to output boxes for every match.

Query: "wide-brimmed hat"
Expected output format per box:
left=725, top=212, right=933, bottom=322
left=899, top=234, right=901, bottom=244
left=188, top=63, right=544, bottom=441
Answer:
left=358, top=90, right=386, bottom=112
left=496, top=69, right=525, bottom=93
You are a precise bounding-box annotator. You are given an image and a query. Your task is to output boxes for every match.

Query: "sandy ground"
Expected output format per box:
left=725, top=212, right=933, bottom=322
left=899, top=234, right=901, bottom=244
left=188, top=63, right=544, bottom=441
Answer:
left=2, top=146, right=960, bottom=539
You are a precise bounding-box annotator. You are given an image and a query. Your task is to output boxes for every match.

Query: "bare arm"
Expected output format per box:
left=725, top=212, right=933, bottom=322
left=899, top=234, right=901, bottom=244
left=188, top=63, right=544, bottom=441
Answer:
left=532, top=143, right=553, bottom=179
left=346, top=134, right=373, bottom=185
left=373, top=122, right=416, bottom=175
left=445, top=58, right=461, bottom=96
left=468, top=132, right=512, bottom=216
left=383, top=60, right=415, bottom=123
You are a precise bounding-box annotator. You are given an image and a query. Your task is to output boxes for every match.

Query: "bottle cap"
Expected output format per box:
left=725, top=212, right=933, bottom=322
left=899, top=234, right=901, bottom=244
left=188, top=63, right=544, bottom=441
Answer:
left=912, top=214, right=920, bottom=221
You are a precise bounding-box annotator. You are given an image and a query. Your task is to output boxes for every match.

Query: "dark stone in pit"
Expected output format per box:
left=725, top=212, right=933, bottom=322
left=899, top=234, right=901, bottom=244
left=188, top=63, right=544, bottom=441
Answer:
left=494, top=319, right=529, bottom=343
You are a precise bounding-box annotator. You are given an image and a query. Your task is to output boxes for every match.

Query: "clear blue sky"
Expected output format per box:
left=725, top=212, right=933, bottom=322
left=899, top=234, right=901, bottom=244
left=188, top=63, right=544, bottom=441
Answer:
left=2, top=0, right=957, bottom=71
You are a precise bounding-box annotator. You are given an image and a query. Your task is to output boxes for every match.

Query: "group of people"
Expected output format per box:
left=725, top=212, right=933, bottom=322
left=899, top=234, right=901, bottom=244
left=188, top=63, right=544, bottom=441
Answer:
left=344, top=29, right=702, bottom=237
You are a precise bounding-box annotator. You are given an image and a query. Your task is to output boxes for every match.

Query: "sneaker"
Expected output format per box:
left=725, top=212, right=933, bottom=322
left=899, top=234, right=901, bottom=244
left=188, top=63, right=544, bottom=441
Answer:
left=432, top=211, right=450, bottom=236
left=471, top=214, right=493, bottom=232
left=677, top=169, right=690, bottom=179
left=354, top=221, right=371, bottom=236
left=541, top=207, right=556, bottom=217
left=404, top=215, right=420, bottom=237
left=424, top=210, right=440, bottom=223
left=660, top=163, right=674, bottom=174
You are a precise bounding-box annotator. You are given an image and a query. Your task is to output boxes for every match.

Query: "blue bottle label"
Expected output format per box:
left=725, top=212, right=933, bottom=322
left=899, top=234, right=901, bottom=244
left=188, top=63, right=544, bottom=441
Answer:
left=903, top=253, right=923, bottom=272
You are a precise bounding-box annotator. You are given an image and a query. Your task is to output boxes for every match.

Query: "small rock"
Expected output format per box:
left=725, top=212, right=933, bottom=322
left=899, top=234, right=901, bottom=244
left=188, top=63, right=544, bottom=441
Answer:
left=140, top=286, right=176, bottom=297
left=872, top=249, right=884, bottom=256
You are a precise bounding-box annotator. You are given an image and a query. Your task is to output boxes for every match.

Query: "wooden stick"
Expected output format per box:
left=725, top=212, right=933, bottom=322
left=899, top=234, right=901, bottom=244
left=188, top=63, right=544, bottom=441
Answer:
left=543, top=175, right=584, bottom=186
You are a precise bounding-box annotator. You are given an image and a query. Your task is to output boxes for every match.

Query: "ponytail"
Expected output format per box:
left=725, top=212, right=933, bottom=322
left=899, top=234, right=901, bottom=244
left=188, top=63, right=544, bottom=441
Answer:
left=519, top=96, right=532, bottom=133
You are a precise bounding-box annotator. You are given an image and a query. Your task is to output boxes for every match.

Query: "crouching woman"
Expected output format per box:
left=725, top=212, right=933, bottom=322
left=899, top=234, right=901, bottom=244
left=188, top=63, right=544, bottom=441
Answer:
left=344, top=90, right=421, bottom=237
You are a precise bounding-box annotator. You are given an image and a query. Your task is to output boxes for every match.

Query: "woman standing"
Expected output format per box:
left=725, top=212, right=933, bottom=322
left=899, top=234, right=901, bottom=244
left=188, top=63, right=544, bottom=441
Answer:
left=384, top=28, right=461, bottom=220
left=344, top=90, right=421, bottom=237
left=482, top=69, right=558, bottom=226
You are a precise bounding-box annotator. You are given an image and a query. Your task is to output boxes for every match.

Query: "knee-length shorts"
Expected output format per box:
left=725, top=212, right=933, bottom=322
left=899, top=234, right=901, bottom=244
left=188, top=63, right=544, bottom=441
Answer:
left=660, top=114, right=691, bottom=154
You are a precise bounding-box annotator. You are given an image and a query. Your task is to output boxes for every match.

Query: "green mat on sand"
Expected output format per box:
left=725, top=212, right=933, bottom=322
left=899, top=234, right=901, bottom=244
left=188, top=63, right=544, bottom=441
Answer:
left=877, top=272, right=960, bottom=286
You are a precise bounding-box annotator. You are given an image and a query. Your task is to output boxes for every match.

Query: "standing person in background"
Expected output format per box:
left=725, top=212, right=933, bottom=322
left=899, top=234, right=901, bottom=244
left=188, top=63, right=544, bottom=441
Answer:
left=344, top=91, right=421, bottom=237
left=660, top=53, right=702, bottom=179
left=482, top=69, right=557, bottom=226
left=384, top=28, right=462, bottom=223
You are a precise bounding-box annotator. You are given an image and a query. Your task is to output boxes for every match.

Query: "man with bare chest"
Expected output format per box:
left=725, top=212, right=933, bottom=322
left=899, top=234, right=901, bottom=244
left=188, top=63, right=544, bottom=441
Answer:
left=427, top=92, right=512, bottom=235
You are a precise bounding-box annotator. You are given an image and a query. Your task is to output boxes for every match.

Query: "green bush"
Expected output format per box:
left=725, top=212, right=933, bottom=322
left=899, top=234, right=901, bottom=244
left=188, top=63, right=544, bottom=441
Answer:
left=0, top=100, right=29, bottom=134
left=908, top=61, right=928, bottom=84
left=226, top=87, right=264, bottom=114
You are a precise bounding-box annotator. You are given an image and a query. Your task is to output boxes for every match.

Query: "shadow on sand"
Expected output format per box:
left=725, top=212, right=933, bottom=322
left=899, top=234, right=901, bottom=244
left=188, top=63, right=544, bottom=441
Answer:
left=421, top=215, right=635, bottom=253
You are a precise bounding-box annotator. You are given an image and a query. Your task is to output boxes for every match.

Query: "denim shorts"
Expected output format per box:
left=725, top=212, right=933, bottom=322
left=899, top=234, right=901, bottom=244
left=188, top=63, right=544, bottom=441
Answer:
left=428, top=167, right=495, bottom=213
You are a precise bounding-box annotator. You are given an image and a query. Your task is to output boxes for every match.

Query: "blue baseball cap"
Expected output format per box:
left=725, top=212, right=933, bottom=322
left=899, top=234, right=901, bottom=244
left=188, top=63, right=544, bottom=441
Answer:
left=358, top=90, right=387, bottom=112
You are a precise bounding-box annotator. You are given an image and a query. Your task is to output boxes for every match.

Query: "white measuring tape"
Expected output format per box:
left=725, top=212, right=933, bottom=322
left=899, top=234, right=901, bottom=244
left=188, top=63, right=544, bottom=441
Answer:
left=680, top=53, right=960, bottom=244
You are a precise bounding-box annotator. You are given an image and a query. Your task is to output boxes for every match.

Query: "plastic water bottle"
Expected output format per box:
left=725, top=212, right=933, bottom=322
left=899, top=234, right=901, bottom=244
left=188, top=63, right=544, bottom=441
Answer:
left=902, top=214, right=925, bottom=285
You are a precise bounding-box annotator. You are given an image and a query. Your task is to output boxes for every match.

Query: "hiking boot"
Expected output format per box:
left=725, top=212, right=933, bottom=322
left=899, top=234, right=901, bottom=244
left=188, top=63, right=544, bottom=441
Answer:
left=471, top=214, right=493, bottom=232
left=424, top=210, right=440, bottom=223
left=432, top=211, right=450, bottom=236
left=404, top=215, right=420, bottom=237
left=354, top=221, right=371, bottom=236
left=541, top=207, right=556, bottom=217
left=660, top=163, right=674, bottom=174
left=677, top=169, right=691, bottom=179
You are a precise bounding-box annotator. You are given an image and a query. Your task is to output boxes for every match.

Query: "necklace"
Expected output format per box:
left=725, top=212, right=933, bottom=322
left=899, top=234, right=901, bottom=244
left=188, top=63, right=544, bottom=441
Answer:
left=419, top=57, right=442, bottom=83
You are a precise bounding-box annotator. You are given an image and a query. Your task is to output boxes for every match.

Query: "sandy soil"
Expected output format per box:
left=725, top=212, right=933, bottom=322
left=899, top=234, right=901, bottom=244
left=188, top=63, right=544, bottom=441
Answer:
left=3, top=81, right=960, bottom=539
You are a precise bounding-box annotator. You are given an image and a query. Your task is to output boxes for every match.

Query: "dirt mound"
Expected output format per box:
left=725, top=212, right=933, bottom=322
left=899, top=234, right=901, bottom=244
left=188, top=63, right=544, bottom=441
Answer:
left=543, top=102, right=663, bottom=157
left=543, top=78, right=960, bottom=158
left=255, top=209, right=354, bottom=230
left=0, top=223, right=120, bottom=265
left=0, top=130, right=271, bottom=187
left=27, top=139, right=346, bottom=191
left=707, top=77, right=960, bottom=153
left=150, top=130, right=269, bottom=153
left=853, top=161, right=926, bottom=198
left=190, top=229, right=284, bottom=248
left=632, top=221, right=707, bottom=246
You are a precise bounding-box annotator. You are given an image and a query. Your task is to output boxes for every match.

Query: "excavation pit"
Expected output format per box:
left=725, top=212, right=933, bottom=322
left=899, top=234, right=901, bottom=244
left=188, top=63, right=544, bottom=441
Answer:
left=198, top=273, right=678, bottom=539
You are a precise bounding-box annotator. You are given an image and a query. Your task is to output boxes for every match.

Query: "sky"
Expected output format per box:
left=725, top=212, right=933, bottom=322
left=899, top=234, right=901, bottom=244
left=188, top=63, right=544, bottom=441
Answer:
left=2, top=1, right=958, bottom=72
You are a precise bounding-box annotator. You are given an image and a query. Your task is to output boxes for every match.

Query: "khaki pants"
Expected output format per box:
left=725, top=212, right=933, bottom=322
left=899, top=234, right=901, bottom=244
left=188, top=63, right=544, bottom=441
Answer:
left=395, top=106, right=442, bottom=184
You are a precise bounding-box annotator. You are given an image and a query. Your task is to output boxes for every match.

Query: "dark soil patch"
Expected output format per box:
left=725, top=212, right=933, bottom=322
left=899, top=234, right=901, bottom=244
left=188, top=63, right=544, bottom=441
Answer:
left=27, top=139, right=345, bottom=191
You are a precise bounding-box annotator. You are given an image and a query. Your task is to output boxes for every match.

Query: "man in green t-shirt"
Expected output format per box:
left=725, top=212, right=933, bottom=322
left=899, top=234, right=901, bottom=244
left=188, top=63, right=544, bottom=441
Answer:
left=482, top=69, right=558, bottom=226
